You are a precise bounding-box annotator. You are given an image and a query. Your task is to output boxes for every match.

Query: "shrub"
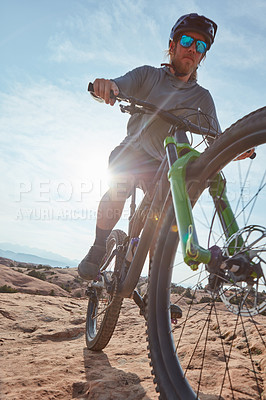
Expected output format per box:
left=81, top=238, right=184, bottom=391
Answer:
left=17, top=268, right=24, bottom=273
left=28, top=269, right=46, bottom=281
left=60, top=283, right=71, bottom=292
left=74, top=277, right=83, bottom=284
left=184, top=287, right=193, bottom=299
left=171, top=284, right=185, bottom=295
left=0, top=285, right=18, bottom=293
left=17, top=263, right=27, bottom=269
left=199, top=296, right=212, bottom=303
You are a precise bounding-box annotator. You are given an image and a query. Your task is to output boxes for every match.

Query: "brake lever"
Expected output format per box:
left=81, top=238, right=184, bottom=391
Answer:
left=119, top=104, right=146, bottom=115
left=88, top=82, right=127, bottom=103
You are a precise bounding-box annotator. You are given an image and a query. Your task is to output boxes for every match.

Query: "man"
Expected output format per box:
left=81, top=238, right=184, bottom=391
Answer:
left=78, top=13, right=221, bottom=281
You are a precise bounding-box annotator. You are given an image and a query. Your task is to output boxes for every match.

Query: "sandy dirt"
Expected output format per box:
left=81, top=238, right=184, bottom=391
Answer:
left=0, top=261, right=265, bottom=400
left=0, top=293, right=157, bottom=400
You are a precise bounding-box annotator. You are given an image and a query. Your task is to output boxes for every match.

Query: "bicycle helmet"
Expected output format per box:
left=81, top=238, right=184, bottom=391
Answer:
left=169, top=13, right=217, bottom=50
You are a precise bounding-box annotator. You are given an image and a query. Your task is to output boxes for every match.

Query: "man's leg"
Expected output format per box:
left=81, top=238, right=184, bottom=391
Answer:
left=93, top=190, right=126, bottom=247
left=78, top=175, right=133, bottom=280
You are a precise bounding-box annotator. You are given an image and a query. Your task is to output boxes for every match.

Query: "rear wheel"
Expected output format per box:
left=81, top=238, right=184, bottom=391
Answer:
left=85, top=229, right=126, bottom=351
left=148, top=107, right=266, bottom=399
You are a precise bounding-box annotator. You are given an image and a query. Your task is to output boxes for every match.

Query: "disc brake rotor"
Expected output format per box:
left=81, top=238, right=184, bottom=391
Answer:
left=219, top=225, right=266, bottom=316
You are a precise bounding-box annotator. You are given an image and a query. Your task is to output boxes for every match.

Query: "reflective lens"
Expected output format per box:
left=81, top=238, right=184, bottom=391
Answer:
left=180, top=35, right=207, bottom=54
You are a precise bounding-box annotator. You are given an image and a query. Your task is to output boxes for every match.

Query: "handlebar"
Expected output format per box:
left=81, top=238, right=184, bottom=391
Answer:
left=88, top=82, right=217, bottom=138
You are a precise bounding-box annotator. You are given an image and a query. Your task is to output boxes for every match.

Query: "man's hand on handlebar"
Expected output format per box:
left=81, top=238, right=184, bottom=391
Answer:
left=93, top=78, right=119, bottom=106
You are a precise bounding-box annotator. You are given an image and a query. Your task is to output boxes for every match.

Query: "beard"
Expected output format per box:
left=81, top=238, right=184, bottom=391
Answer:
left=172, top=57, right=196, bottom=76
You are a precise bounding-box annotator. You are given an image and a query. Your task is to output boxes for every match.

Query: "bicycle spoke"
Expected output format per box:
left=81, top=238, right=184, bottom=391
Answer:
left=148, top=113, right=266, bottom=399
left=213, top=304, right=236, bottom=400
left=239, top=312, right=263, bottom=398
left=85, top=230, right=126, bottom=351
left=236, top=180, right=265, bottom=226
left=235, top=159, right=255, bottom=225
left=169, top=164, right=265, bottom=397
left=246, top=173, right=266, bottom=225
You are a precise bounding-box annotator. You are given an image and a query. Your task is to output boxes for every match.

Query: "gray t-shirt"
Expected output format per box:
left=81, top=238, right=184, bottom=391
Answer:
left=113, top=65, right=221, bottom=160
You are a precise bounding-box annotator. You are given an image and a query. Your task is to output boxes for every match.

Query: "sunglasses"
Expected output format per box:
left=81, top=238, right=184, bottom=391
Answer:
left=179, top=34, right=207, bottom=54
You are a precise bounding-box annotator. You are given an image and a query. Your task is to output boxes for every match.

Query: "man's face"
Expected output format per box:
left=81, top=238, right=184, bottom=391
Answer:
left=171, top=31, right=206, bottom=78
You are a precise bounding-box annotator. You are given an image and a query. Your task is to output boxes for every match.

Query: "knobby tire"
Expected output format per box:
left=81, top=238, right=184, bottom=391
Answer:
left=147, top=107, right=266, bottom=399
left=85, top=229, right=126, bottom=351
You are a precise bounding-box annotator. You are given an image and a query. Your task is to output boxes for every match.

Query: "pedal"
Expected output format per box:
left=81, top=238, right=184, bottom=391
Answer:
left=89, top=275, right=104, bottom=289
left=85, top=286, right=97, bottom=304
left=133, top=290, right=182, bottom=321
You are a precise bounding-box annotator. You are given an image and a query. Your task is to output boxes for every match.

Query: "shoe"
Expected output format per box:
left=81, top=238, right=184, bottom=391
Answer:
left=78, top=244, right=106, bottom=281
left=170, top=303, right=182, bottom=320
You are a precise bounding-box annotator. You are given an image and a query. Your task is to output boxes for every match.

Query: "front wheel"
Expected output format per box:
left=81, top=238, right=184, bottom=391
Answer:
left=147, top=107, right=266, bottom=399
left=85, top=229, right=126, bottom=351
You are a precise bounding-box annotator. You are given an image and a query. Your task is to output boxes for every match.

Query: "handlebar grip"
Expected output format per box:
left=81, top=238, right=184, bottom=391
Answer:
left=88, top=82, right=117, bottom=100
left=88, top=82, right=94, bottom=92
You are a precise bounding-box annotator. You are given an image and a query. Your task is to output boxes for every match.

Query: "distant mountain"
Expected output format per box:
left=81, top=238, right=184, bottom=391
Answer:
left=0, top=242, right=78, bottom=264
left=0, top=249, right=77, bottom=268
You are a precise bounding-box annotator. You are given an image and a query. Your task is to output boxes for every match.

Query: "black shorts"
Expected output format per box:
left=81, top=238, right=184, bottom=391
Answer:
left=108, top=144, right=161, bottom=191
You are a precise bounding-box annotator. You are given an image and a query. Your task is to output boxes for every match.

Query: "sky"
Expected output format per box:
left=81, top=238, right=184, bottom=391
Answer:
left=0, top=0, right=265, bottom=265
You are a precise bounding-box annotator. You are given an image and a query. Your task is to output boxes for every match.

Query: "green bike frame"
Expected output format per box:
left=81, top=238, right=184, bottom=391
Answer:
left=165, top=137, right=242, bottom=270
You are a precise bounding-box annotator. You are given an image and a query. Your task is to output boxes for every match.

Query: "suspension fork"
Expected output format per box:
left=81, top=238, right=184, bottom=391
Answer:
left=208, top=174, right=243, bottom=254
left=165, top=136, right=242, bottom=270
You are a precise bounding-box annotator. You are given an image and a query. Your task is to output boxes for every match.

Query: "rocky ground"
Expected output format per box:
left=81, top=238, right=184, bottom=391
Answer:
left=0, top=292, right=156, bottom=400
left=0, top=261, right=265, bottom=399
left=0, top=261, right=155, bottom=399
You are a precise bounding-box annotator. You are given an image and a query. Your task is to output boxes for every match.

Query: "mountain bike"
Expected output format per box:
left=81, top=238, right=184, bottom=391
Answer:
left=85, top=82, right=266, bottom=400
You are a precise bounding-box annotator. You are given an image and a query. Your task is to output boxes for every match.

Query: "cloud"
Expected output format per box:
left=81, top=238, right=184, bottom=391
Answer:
left=46, top=0, right=266, bottom=78
left=47, top=1, right=165, bottom=68
left=210, top=0, right=266, bottom=72
left=0, top=78, right=128, bottom=256
left=216, top=28, right=265, bottom=70
left=48, top=36, right=96, bottom=63
left=224, top=0, right=266, bottom=30
left=1, top=0, right=265, bottom=260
